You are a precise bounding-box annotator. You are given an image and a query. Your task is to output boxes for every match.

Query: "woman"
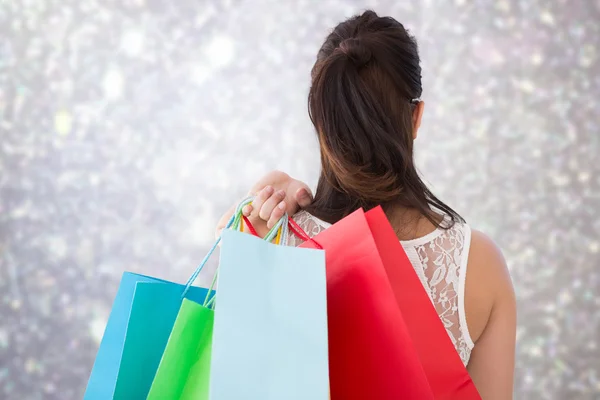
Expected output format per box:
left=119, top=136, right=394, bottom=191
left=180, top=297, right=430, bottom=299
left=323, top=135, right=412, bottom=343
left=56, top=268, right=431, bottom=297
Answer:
left=218, top=10, right=516, bottom=399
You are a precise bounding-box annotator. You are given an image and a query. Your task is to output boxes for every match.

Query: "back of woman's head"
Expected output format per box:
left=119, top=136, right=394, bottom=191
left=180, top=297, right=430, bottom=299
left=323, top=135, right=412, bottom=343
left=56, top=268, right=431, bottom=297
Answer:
left=307, top=10, right=462, bottom=227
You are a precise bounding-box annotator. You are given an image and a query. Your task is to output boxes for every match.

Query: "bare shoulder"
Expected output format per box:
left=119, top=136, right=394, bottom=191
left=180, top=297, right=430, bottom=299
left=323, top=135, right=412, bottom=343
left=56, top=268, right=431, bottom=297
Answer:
left=464, top=228, right=515, bottom=344
left=463, top=229, right=517, bottom=397
left=468, top=229, right=511, bottom=283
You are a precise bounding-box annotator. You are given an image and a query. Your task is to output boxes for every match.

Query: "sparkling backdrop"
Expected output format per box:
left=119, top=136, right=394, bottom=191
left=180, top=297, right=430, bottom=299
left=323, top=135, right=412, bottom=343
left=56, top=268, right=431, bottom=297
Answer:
left=1, top=1, right=599, bottom=399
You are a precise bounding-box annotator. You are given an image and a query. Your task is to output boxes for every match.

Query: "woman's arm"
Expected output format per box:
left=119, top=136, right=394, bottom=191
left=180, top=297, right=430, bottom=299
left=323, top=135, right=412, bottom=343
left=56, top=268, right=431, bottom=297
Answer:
left=215, top=170, right=312, bottom=238
left=465, top=230, right=517, bottom=399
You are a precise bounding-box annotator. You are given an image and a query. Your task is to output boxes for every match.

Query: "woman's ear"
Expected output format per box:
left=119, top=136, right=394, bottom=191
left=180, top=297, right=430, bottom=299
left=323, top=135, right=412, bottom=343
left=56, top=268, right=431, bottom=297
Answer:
left=412, top=101, right=425, bottom=140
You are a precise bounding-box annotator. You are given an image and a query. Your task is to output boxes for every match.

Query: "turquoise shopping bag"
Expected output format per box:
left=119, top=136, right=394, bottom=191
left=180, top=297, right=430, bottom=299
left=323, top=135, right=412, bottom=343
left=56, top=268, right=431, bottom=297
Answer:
left=83, top=273, right=212, bottom=400
left=209, top=228, right=329, bottom=400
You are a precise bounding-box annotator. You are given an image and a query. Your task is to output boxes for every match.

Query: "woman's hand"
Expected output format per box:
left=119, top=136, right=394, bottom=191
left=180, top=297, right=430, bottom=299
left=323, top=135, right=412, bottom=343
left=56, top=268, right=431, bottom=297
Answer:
left=244, top=171, right=313, bottom=228
left=215, top=170, right=313, bottom=238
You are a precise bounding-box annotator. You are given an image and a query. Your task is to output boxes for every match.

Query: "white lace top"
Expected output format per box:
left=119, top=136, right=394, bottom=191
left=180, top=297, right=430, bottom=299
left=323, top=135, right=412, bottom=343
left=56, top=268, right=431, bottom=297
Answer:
left=287, top=211, right=475, bottom=366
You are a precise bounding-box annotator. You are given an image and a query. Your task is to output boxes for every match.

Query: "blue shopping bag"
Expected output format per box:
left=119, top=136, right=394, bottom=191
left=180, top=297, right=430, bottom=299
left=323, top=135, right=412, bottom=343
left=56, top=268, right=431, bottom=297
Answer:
left=209, top=228, right=329, bottom=400
left=83, top=272, right=212, bottom=400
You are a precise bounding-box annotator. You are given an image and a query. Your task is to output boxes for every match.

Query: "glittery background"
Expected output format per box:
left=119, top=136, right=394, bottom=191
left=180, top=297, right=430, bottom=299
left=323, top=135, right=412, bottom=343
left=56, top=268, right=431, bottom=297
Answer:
left=0, top=1, right=598, bottom=399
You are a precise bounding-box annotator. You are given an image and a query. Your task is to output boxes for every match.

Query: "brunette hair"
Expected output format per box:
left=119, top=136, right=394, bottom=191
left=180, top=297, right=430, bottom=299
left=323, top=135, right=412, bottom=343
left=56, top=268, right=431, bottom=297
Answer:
left=306, top=10, right=463, bottom=227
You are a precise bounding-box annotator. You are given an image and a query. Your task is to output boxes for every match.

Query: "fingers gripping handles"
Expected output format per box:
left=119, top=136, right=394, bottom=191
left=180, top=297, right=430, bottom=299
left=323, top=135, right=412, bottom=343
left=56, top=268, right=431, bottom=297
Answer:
left=181, top=196, right=319, bottom=305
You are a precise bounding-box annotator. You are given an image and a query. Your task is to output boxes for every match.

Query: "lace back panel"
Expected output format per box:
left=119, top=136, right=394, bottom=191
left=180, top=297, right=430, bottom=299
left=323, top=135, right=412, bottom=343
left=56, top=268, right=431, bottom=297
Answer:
left=287, top=211, right=474, bottom=366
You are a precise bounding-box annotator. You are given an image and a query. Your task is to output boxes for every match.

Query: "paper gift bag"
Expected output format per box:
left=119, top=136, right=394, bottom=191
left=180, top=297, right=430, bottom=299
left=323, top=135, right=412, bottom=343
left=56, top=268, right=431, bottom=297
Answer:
left=146, top=198, right=293, bottom=400
left=299, top=209, right=435, bottom=400
left=209, top=228, right=329, bottom=400
left=365, top=207, right=481, bottom=399
left=83, top=272, right=210, bottom=400
left=147, top=298, right=214, bottom=400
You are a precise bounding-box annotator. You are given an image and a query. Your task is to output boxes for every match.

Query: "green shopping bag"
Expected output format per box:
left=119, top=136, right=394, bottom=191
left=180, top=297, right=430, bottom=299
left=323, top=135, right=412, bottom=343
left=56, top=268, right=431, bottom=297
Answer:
left=147, top=298, right=214, bottom=400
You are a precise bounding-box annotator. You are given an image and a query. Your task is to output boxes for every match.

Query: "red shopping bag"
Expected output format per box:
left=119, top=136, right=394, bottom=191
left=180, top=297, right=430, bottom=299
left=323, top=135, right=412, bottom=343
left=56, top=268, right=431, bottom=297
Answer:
left=298, top=209, right=434, bottom=400
left=364, top=207, right=481, bottom=399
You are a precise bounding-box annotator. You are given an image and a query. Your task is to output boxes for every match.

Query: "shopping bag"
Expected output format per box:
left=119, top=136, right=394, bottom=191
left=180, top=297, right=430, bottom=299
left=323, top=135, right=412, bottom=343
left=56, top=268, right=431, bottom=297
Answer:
left=147, top=298, right=214, bottom=400
left=147, top=197, right=297, bottom=400
left=364, top=207, right=481, bottom=399
left=299, top=209, right=435, bottom=400
left=209, top=228, right=329, bottom=400
left=83, top=273, right=211, bottom=400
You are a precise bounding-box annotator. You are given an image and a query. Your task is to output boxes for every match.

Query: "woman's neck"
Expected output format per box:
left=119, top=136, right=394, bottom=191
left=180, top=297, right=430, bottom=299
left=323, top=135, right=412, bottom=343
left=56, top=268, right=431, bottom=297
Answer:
left=385, top=205, right=442, bottom=241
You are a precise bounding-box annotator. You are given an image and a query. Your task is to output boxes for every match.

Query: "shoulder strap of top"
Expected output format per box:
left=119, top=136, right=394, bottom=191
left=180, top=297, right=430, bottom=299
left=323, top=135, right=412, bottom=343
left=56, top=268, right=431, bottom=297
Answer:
left=457, top=224, right=475, bottom=349
left=287, top=211, right=330, bottom=247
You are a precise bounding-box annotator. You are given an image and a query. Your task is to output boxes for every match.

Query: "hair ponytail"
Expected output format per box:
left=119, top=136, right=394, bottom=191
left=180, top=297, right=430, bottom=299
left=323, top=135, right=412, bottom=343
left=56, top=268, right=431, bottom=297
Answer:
left=305, top=10, right=463, bottom=227
left=310, top=40, right=402, bottom=203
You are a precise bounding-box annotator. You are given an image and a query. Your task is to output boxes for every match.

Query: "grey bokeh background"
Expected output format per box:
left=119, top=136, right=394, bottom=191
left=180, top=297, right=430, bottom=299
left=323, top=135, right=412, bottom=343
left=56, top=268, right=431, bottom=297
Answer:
left=1, top=0, right=599, bottom=399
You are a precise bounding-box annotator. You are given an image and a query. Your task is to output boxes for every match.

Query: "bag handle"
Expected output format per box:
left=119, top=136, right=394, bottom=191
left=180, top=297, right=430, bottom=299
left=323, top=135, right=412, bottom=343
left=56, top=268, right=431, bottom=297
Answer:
left=181, top=196, right=304, bottom=302
left=201, top=199, right=290, bottom=308
left=181, top=197, right=249, bottom=300
left=243, top=211, right=323, bottom=250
